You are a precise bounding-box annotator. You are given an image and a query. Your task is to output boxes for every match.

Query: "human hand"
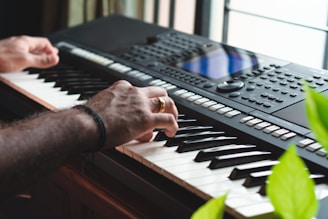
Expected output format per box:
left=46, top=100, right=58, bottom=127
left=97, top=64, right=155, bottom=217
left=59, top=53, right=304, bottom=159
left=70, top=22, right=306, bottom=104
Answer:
left=86, top=80, right=179, bottom=148
left=0, top=35, right=59, bottom=72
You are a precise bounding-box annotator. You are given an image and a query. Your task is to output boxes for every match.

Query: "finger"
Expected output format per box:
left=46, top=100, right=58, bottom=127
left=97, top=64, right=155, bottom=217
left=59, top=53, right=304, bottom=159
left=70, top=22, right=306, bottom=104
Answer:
left=150, top=113, right=179, bottom=137
left=151, top=96, right=178, bottom=118
left=136, top=131, right=154, bottom=142
left=141, top=86, right=168, bottom=98
left=27, top=37, right=58, bottom=55
left=110, top=80, right=133, bottom=90
left=26, top=53, right=59, bottom=69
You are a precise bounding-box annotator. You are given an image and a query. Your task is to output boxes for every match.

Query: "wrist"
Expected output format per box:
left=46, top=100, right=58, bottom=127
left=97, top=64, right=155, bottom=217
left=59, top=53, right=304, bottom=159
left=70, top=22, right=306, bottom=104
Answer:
left=73, top=105, right=107, bottom=152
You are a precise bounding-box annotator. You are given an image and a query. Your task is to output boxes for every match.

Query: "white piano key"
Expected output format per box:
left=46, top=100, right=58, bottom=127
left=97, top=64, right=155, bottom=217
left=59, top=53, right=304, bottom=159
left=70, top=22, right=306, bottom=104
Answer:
left=233, top=160, right=279, bottom=171
left=235, top=201, right=275, bottom=219
left=0, top=71, right=36, bottom=80
left=152, top=152, right=197, bottom=166
left=124, top=141, right=195, bottom=161
left=199, top=179, right=252, bottom=195
left=226, top=191, right=265, bottom=209
left=0, top=71, right=86, bottom=110
left=316, top=184, right=328, bottom=200
left=179, top=166, right=232, bottom=181
left=203, top=184, right=241, bottom=199
left=155, top=158, right=211, bottom=174
left=187, top=174, right=243, bottom=187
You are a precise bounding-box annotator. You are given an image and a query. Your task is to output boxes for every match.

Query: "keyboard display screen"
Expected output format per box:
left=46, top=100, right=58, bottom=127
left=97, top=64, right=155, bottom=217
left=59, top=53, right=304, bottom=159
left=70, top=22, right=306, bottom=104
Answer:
left=180, top=46, right=259, bottom=80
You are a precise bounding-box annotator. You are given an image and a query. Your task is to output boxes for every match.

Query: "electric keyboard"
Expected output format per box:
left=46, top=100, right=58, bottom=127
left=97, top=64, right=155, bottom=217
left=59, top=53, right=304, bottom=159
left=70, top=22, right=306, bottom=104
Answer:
left=0, top=15, right=328, bottom=219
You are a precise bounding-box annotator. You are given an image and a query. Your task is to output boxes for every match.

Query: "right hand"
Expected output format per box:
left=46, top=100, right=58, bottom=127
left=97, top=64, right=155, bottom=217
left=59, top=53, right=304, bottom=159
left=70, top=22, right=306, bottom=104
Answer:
left=86, top=80, right=179, bottom=148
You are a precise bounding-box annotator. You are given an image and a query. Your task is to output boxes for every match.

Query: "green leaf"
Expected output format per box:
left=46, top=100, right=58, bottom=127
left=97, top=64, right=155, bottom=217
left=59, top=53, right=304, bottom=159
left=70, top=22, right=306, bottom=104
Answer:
left=191, top=193, right=227, bottom=219
left=266, top=145, right=318, bottom=219
left=305, top=85, right=328, bottom=152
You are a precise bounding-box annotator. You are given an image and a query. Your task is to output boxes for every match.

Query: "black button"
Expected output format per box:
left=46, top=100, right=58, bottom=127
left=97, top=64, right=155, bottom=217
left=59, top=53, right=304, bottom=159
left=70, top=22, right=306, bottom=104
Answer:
left=249, top=97, right=256, bottom=102
left=246, top=86, right=256, bottom=91
left=263, top=102, right=272, bottom=107
left=229, top=92, right=241, bottom=98
left=268, top=95, right=276, bottom=100
left=279, top=81, right=288, bottom=86
left=203, top=82, right=215, bottom=88
left=217, top=80, right=245, bottom=92
left=264, top=85, right=272, bottom=89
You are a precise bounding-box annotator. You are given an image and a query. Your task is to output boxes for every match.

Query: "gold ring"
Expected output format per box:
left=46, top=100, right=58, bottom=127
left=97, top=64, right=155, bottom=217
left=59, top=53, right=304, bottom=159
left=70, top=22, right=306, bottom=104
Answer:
left=157, top=97, right=166, bottom=113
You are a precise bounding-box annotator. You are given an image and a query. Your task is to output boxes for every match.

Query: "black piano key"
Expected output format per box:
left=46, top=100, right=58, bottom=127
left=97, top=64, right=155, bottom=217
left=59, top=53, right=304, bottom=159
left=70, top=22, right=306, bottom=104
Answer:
left=37, top=70, right=86, bottom=79
left=28, top=64, right=76, bottom=74
left=229, top=160, right=278, bottom=180
left=43, top=73, right=94, bottom=82
left=174, top=125, right=215, bottom=135
left=258, top=184, right=266, bottom=196
left=208, top=151, right=272, bottom=169
left=153, top=115, right=202, bottom=141
left=154, top=126, right=216, bottom=142
left=194, top=144, right=257, bottom=162
left=243, top=170, right=272, bottom=187
left=78, top=91, right=100, bottom=100
left=36, top=70, right=59, bottom=77
left=67, top=84, right=109, bottom=94
left=258, top=173, right=327, bottom=196
left=177, top=136, right=237, bottom=153
left=177, top=125, right=214, bottom=134
left=310, top=174, right=326, bottom=184
left=55, top=77, right=103, bottom=88
left=61, top=81, right=109, bottom=91
left=165, top=131, right=224, bottom=147
left=153, top=130, right=169, bottom=141
left=176, top=119, right=199, bottom=127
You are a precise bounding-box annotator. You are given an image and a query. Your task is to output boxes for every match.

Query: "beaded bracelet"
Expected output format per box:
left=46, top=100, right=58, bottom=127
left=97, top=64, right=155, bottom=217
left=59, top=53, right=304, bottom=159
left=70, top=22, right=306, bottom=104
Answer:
left=73, top=105, right=106, bottom=151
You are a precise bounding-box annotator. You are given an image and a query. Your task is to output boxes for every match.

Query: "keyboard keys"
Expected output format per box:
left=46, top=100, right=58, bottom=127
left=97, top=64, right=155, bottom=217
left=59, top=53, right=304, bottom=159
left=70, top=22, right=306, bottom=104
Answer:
left=117, top=113, right=328, bottom=219
left=194, top=144, right=257, bottom=162
left=229, top=160, right=278, bottom=180
left=243, top=170, right=272, bottom=187
left=2, top=62, right=327, bottom=219
left=165, top=131, right=224, bottom=147
left=208, top=151, right=272, bottom=169
left=177, top=136, right=237, bottom=153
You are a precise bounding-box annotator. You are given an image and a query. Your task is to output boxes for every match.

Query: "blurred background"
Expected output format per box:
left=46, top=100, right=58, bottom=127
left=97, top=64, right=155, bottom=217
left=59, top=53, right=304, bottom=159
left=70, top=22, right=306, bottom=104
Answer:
left=0, top=0, right=327, bottom=70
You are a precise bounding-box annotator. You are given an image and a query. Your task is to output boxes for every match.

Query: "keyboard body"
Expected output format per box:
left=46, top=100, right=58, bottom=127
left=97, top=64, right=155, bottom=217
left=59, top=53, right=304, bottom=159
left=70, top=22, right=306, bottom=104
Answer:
left=0, top=15, right=327, bottom=219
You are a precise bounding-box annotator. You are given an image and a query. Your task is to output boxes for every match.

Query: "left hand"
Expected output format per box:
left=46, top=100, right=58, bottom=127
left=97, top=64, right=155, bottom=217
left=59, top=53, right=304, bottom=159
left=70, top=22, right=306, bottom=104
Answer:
left=0, top=35, right=59, bottom=72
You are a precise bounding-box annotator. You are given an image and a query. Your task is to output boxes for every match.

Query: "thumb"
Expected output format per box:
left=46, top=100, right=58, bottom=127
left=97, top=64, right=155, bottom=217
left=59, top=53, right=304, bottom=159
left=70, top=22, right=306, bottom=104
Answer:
left=136, top=131, right=154, bottom=142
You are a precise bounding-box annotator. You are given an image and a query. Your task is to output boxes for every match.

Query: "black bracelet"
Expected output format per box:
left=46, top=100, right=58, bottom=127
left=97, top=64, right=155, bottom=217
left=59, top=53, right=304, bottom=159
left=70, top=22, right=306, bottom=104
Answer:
left=73, top=105, right=106, bottom=151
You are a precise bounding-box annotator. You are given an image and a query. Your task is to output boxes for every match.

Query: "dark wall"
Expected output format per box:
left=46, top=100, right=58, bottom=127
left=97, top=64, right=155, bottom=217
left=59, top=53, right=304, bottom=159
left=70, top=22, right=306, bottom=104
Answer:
left=0, top=0, right=43, bottom=39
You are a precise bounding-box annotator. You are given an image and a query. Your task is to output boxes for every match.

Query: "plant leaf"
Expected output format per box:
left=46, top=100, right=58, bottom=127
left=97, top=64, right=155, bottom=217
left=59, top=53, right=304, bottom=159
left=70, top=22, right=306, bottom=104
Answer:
left=191, top=193, right=227, bottom=219
left=305, top=85, right=328, bottom=152
left=266, top=145, right=318, bottom=219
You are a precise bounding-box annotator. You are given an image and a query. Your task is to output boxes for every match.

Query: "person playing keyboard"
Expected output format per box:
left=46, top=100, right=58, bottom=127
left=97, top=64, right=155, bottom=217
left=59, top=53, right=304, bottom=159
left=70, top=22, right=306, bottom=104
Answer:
left=0, top=35, right=179, bottom=199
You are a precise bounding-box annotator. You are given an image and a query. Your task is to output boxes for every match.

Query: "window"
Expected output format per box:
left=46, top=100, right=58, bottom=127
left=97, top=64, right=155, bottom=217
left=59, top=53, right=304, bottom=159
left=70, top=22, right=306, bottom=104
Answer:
left=214, top=0, right=328, bottom=70
left=140, top=0, right=328, bottom=70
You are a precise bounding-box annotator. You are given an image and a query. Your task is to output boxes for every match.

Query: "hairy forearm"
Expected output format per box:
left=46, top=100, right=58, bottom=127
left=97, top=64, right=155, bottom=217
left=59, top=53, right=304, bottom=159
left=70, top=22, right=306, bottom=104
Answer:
left=0, top=109, right=98, bottom=199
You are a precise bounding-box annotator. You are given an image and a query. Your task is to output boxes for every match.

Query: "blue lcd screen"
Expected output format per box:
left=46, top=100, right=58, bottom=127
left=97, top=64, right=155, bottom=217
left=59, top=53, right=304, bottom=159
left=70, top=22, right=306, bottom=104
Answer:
left=180, top=47, right=258, bottom=80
